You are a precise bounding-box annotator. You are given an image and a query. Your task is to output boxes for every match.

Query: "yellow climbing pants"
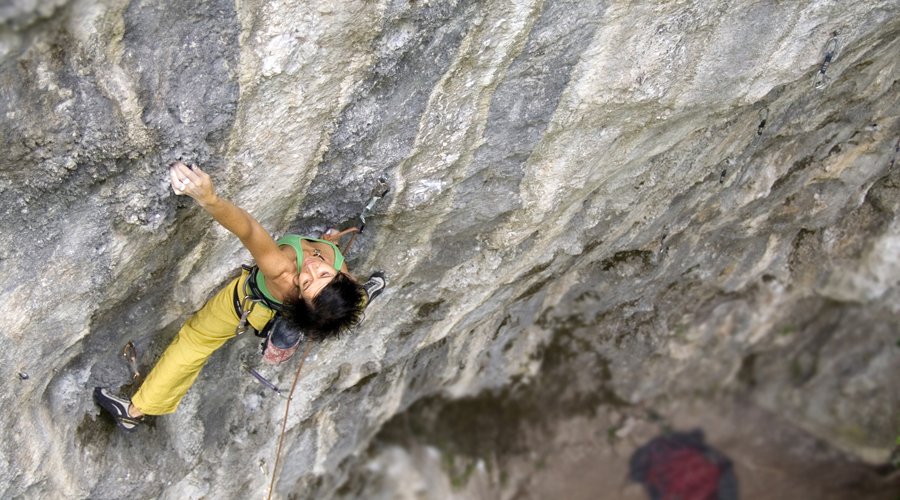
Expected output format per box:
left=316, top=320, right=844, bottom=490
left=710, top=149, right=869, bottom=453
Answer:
left=131, top=269, right=276, bottom=415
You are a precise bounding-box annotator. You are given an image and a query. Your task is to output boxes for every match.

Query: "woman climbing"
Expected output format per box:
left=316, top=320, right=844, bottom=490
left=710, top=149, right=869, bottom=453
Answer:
left=94, top=161, right=385, bottom=431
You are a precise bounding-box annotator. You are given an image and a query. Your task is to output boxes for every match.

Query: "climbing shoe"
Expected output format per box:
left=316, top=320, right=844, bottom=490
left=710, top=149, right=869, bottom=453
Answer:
left=362, top=272, right=386, bottom=305
left=261, top=318, right=304, bottom=365
left=93, top=387, right=141, bottom=433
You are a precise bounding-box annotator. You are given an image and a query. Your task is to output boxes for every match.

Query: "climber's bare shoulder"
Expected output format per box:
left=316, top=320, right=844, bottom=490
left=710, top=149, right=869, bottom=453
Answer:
left=257, top=245, right=300, bottom=301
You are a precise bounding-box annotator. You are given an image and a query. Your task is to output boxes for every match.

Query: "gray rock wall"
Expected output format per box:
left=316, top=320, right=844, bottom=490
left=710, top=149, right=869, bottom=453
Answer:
left=1, top=0, right=898, bottom=498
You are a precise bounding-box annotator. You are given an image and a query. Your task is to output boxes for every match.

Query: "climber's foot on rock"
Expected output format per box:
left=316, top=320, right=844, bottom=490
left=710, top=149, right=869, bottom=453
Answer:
left=93, top=387, right=142, bottom=432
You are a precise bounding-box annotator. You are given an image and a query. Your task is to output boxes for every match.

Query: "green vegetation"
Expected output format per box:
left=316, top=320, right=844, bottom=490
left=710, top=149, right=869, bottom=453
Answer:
left=778, top=325, right=797, bottom=336
left=441, top=453, right=478, bottom=490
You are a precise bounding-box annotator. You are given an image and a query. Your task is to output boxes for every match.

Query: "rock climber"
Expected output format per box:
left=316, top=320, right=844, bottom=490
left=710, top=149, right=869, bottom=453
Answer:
left=94, top=161, right=385, bottom=431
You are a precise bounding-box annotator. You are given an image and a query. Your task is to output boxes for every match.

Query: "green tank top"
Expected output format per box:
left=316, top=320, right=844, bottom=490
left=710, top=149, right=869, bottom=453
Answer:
left=254, top=235, right=344, bottom=306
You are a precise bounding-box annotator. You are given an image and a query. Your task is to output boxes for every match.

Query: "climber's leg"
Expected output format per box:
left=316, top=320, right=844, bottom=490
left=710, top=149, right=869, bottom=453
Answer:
left=130, top=275, right=245, bottom=415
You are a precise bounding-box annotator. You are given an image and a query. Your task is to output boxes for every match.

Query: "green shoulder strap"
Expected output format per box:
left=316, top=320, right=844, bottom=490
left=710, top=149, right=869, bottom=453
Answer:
left=276, top=235, right=344, bottom=272
left=276, top=235, right=304, bottom=271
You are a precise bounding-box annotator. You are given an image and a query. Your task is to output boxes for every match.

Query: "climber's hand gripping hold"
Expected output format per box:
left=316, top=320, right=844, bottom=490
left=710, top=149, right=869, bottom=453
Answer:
left=169, top=161, right=215, bottom=205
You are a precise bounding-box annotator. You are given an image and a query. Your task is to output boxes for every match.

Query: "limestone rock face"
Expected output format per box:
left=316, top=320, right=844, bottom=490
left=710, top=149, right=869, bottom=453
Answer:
left=1, top=0, right=898, bottom=498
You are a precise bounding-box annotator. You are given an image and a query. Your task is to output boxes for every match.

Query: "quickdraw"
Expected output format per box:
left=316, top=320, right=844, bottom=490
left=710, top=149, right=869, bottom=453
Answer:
left=122, top=342, right=140, bottom=380
left=813, top=33, right=840, bottom=90
left=341, top=176, right=390, bottom=255
left=756, top=107, right=768, bottom=136
left=244, top=364, right=286, bottom=398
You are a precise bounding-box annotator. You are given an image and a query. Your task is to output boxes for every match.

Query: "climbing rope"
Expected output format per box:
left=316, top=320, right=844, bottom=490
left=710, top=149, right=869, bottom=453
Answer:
left=267, top=341, right=314, bottom=500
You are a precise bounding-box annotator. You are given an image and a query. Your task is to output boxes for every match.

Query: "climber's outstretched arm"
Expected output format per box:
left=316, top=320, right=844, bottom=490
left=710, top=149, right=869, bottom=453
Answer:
left=168, top=161, right=293, bottom=279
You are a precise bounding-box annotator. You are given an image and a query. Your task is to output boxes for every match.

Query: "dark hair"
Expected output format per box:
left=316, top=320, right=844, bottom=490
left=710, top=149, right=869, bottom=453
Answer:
left=281, top=273, right=365, bottom=341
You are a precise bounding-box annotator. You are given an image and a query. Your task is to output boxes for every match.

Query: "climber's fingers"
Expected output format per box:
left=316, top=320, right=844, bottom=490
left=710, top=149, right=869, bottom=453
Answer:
left=169, top=163, right=187, bottom=195
left=169, top=161, right=214, bottom=203
left=180, top=163, right=205, bottom=185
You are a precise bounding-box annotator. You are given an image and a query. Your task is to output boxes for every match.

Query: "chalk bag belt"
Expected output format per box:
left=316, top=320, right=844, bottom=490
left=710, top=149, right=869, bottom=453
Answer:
left=232, top=265, right=266, bottom=336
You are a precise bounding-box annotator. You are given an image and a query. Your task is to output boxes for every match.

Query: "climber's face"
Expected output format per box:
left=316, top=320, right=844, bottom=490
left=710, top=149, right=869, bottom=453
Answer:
left=296, top=251, right=336, bottom=301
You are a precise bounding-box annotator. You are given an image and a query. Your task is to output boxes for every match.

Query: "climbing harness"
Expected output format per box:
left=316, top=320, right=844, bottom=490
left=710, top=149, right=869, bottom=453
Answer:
left=813, top=33, right=840, bottom=90
left=235, top=285, right=263, bottom=337
left=232, top=264, right=282, bottom=337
